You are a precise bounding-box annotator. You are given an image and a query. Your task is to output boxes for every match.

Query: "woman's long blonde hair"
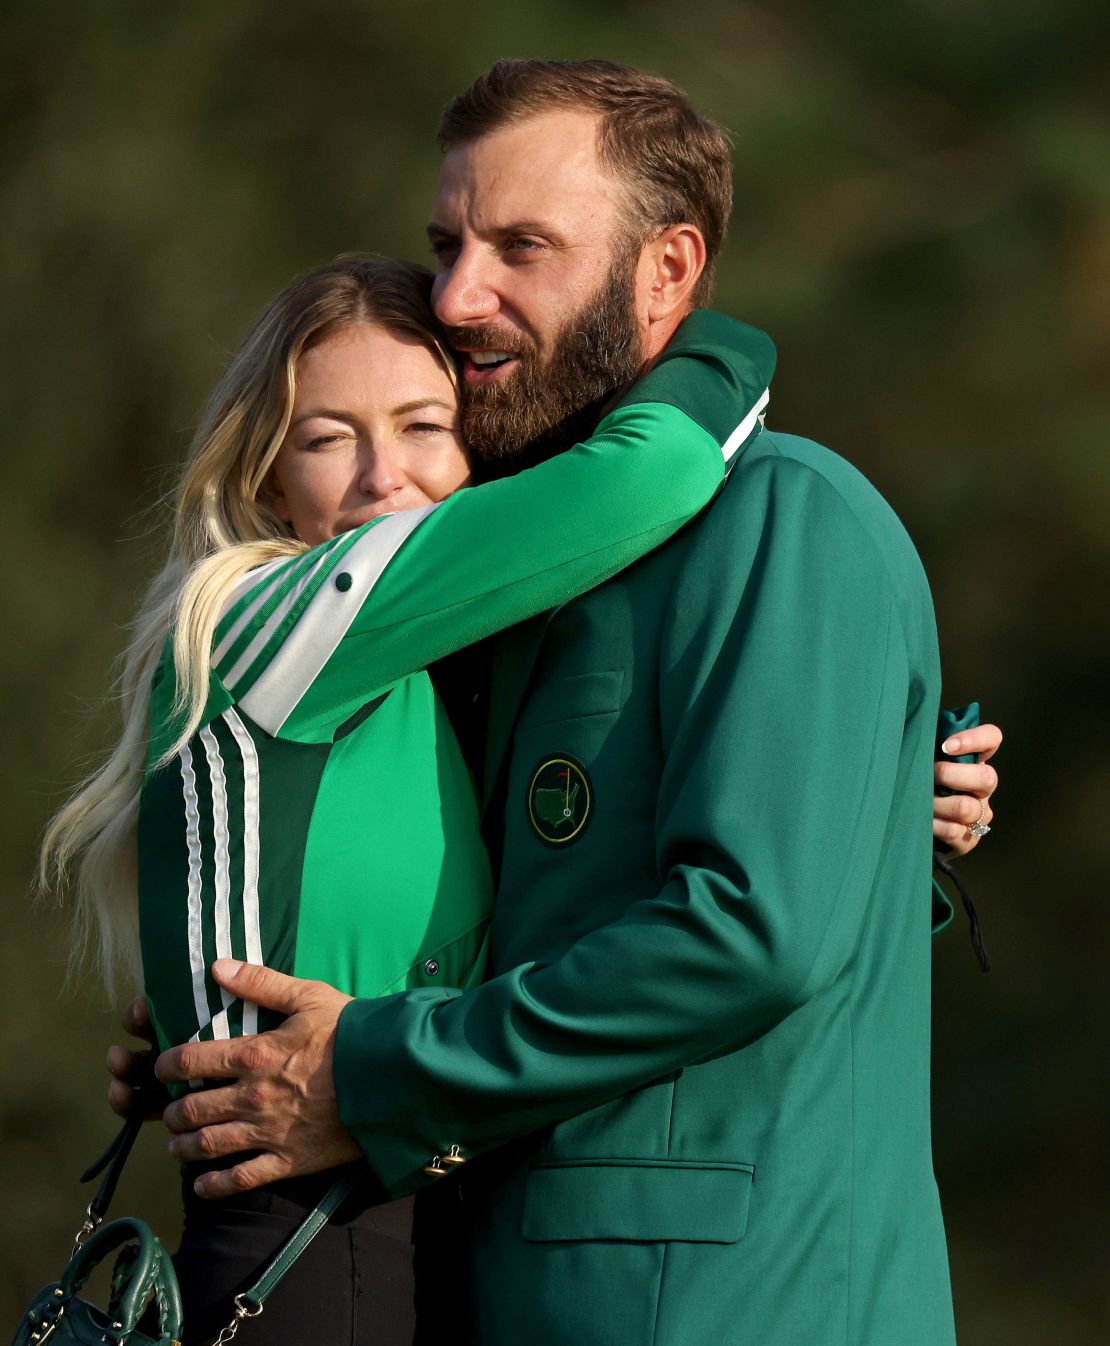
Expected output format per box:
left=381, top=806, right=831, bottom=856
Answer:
left=38, top=255, right=457, bottom=994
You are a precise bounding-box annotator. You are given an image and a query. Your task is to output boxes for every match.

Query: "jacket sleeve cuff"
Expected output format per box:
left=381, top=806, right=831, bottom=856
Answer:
left=333, top=991, right=460, bottom=1199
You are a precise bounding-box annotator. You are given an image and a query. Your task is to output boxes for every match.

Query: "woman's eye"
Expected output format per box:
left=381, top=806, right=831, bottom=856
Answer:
left=304, top=433, right=344, bottom=451
left=407, top=422, right=451, bottom=436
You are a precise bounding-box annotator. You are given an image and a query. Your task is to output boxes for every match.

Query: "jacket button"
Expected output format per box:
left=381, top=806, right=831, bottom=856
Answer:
left=423, top=1156, right=449, bottom=1177
left=423, top=959, right=440, bottom=976
left=441, top=1145, right=466, bottom=1167
left=335, top=572, right=353, bottom=592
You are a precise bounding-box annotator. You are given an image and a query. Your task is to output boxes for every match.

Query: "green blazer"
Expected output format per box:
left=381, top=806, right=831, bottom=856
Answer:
left=336, top=395, right=954, bottom=1344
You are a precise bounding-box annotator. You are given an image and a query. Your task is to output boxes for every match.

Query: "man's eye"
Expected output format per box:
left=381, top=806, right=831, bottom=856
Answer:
left=430, top=240, right=459, bottom=266
left=506, top=237, right=543, bottom=254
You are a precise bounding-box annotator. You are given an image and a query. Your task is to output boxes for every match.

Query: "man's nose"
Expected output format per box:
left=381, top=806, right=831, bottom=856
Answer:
left=432, top=245, right=500, bottom=328
left=360, top=442, right=406, bottom=499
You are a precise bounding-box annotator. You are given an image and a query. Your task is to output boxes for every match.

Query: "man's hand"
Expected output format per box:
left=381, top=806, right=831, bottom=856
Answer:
left=933, top=722, right=1002, bottom=856
left=156, top=959, right=359, bottom=1199
left=108, top=996, right=168, bottom=1121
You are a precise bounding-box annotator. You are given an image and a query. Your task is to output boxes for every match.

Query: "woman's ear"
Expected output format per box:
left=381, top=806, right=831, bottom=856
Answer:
left=258, top=467, right=292, bottom=524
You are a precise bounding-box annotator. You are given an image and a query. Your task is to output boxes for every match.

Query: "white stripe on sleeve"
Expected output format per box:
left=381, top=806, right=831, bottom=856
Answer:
left=239, top=506, right=434, bottom=735
left=200, top=726, right=233, bottom=1041
left=721, top=386, right=771, bottom=465
left=218, top=547, right=337, bottom=691
left=223, top=708, right=262, bottom=1037
left=178, top=744, right=211, bottom=1043
left=211, top=554, right=294, bottom=667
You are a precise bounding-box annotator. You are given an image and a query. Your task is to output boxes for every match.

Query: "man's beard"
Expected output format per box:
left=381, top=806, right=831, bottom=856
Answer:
left=451, top=254, right=644, bottom=467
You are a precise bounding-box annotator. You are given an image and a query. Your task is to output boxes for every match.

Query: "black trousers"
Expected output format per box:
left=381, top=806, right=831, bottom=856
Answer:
left=167, top=1165, right=415, bottom=1346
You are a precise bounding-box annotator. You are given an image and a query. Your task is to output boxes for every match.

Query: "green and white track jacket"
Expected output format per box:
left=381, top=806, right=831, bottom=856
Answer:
left=137, top=312, right=777, bottom=1064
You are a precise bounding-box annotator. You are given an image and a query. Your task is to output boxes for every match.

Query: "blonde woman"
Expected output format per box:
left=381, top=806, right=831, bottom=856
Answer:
left=41, top=254, right=778, bottom=1343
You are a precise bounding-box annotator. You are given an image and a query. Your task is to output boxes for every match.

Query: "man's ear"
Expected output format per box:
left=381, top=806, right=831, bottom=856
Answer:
left=639, top=224, right=707, bottom=324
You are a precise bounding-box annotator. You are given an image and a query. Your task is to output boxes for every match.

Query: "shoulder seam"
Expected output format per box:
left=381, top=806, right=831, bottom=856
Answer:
left=739, top=433, right=917, bottom=658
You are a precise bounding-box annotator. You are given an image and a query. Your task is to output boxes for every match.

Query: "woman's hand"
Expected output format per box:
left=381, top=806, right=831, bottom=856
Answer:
left=107, top=996, right=169, bottom=1121
left=933, top=722, right=1002, bottom=857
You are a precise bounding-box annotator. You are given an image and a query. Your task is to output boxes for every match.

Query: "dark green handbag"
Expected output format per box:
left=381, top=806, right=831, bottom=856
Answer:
left=10, top=1111, right=182, bottom=1345
left=12, top=1215, right=183, bottom=1346
left=11, top=1112, right=359, bottom=1346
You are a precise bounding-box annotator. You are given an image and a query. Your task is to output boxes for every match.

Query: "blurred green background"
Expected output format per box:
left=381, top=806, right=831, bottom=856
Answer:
left=3, top=1, right=1107, bottom=1340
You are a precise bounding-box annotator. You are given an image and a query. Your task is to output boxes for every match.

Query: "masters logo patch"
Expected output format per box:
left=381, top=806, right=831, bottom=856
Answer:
left=527, top=755, right=592, bottom=846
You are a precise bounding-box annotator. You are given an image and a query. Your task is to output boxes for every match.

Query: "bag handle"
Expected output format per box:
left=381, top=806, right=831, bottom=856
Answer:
left=57, top=1216, right=185, bottom=1344
left=75, top=1111, right=145, bottom=1250
left=75, top=1051, right=158, bottom=1250
left=109, top=1233, right=184, bottom=1344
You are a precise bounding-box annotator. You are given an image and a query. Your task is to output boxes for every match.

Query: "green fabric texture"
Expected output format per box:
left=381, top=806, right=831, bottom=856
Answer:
left=291, top=674, right=492, bottom=998
left=214, top=542, right=344, bottom=680
left=615, top=309, right=774, bottom=447
left=138, top=311, right=773, bottom=1088
left=275, top=397, right=726, bottom=744
left=521, top=1161, right=755, bottom=1243
left=334, top=426, right=954, bottom=1345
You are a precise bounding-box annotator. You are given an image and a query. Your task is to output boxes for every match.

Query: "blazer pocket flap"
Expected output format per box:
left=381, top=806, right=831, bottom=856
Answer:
left=517, top=669, right=625, bottom=732
left=522, top=1160, right=754, bottom=1244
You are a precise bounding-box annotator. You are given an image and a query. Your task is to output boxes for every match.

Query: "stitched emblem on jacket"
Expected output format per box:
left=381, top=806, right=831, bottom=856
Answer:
left=527, top=755, right=592, bottom=846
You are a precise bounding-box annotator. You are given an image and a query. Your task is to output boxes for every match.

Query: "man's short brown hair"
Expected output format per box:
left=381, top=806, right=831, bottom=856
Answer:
left=437, top=59, right=732, bottom=308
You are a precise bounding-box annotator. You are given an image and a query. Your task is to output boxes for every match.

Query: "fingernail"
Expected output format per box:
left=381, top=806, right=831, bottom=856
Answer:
left=941, top=738, right=959, bottom=755
left=193, top=1177, right=206, bottom=1197
left=212, top=958, right=244, bottom=979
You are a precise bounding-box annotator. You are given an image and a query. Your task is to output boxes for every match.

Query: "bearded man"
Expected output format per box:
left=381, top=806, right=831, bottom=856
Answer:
left=133, top=60, right=1001, bottom=1345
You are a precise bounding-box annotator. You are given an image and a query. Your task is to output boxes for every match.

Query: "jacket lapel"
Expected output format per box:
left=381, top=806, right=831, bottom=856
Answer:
left=481, top=611, right=553, bottom=817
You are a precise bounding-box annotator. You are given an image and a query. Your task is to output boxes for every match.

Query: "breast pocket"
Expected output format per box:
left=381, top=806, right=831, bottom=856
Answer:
left=516, top=669, right=625, bottom=733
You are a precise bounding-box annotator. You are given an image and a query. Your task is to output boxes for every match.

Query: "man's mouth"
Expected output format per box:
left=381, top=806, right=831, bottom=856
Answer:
left=460, top=350, right=521, bottom=385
